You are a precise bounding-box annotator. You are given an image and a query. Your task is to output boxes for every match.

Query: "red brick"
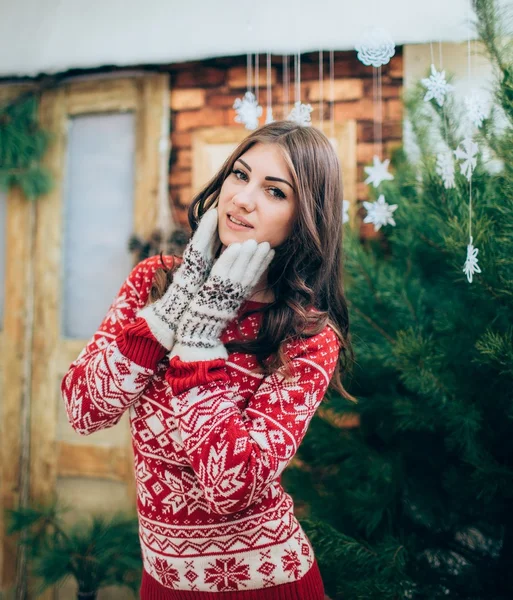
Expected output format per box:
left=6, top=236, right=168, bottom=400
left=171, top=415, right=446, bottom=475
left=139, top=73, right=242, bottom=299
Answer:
left=388, top=54, right=404, bottom=79
left=272, top=83, right=309, bottom=105
left=169, top=169, right=191, bottom=187
left=334, top=98, right=379, bottom=122
left=174, top=149, right=192, bottom=170
left=170, top=89, right=206, bottom=111
left=357, top=182, right=370, bottom=201
left=173, top=68, right=225, bottom=88
left=208, top=92, right=239, bottom=108
left=178, top=186, right=193, bottom=206
left=359, top=220, right=382, bottom=240
left=308, top=79, right=363, bottom=103
left=362, top=79, right=402, bottom=99
left=170, top=131, right=191, bottom=149
left=174, top=108, right=227, bottom=131
left=227, top=66, right=277, bottom=89
left=386, top=99, right=403, bottom=120
left=358, top=121, right=403, bottom=143
left=357, top=143, right=377, bottom=164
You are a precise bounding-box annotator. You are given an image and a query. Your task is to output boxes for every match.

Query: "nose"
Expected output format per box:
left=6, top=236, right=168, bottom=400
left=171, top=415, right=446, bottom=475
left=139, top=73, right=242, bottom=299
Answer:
left=231, top=187, right=256, bottom=212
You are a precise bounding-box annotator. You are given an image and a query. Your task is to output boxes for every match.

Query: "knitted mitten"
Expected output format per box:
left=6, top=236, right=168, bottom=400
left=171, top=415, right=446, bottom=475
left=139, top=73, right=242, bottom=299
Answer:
left=137, top=208, right=221, bottom=350
left=169, top=239, right=275, bottom=362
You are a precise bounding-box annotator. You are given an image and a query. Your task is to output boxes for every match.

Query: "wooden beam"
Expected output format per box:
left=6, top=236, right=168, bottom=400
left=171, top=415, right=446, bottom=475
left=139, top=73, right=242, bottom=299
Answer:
left=57, top=443, right=130, bottom=482
left=0, top=83, right=38, bottom=595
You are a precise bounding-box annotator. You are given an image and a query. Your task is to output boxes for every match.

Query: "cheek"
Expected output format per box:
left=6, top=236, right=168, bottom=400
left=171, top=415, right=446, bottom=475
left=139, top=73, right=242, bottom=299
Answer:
left=264, top=207, right=295, bottom=246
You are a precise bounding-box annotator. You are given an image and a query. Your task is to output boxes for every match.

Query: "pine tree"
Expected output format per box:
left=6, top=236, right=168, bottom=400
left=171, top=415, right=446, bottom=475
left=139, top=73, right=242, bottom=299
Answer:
left=283, top=1, right=513, bottom=598
left=6, top=503, right=142, bottom=599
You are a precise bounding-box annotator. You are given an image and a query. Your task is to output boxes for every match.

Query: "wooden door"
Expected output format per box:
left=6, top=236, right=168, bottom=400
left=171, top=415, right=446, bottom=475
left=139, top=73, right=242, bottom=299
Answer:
left=0, top=73, right=171, bottom=599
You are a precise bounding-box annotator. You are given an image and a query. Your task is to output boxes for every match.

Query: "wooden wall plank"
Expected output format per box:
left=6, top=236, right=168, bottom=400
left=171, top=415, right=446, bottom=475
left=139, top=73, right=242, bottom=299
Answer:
left=133, top=74, right=170, bottom=240
left=66, top=78, right=139, bottom=115
left=57, top=443, right=130, bottom=482
left=0, top=83, right=38, bottom=594
left=0, top=188, right=33, bottom=592
left=29, top=87, right=67, bottom=505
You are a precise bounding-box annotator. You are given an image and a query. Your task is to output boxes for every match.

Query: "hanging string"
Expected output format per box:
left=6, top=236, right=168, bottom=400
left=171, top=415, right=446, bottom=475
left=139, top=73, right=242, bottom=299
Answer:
left=378, top=65, right=383, bottom=160
left=439, top=39, right=449, bottom=139
left=373, top=68, right=378, bottom=158
left=294, top=53, right=299, bottom=105
left=296, top=30, right=302, bottom=108
left=246, top=8, right=253, bottom=96
left=467, top=2, right=473, bottom=243
left=319, top=50, right=324, bottom=131
left=329, top=49, right=335, bottom=140
left=255, top=53, right=259, bottom=104
left=247, top=53, right=253, bottom=95
left=283, top=54, right=289, bottom=118
left=266, top=52, right=273, bottom=122
left=430, top=41, right=435, bottom=67
left=266, top=52, right=271, bottom=111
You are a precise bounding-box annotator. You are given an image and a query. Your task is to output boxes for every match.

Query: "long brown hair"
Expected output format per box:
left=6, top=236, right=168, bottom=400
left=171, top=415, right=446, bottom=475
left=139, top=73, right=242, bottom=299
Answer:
left=151, top=120, right=356, bottom=402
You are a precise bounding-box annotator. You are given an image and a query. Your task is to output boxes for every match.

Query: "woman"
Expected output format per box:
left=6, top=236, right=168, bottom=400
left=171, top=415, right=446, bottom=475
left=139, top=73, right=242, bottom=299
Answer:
left=61, top=120, right=355, bottom=599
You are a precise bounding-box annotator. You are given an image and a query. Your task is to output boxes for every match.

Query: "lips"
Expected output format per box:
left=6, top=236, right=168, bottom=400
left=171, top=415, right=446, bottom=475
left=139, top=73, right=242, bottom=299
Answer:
left=227, top=213, right=253, bottom=228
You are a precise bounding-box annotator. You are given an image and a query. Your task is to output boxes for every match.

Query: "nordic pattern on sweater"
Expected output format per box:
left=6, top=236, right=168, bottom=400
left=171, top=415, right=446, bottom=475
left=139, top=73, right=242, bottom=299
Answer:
left=61, top=255, right=340, bottom=594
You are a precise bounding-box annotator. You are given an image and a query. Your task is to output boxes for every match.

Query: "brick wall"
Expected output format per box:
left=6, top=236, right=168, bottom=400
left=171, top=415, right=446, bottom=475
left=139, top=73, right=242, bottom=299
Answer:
left=167, top=50, right=403, bottom=234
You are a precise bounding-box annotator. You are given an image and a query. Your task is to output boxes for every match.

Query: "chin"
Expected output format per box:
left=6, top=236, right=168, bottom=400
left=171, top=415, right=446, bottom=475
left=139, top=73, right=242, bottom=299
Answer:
left=220, top=223, right=256, bottom=242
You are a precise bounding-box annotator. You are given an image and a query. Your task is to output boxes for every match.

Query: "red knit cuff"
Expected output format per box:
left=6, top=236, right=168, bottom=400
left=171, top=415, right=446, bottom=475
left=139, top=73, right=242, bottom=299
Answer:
left=116, top=318, right=168, bottom=369
left=166, top=356, right=230, bottom=395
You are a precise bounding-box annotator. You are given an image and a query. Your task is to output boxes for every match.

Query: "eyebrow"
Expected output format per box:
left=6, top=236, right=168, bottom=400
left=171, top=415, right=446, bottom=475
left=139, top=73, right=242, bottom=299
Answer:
left=236, top=158, right=294, bottom=190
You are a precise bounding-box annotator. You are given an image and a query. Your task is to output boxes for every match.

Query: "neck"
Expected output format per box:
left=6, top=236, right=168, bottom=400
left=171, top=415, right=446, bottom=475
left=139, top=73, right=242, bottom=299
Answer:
left=248, top=268, right=275, bottom=302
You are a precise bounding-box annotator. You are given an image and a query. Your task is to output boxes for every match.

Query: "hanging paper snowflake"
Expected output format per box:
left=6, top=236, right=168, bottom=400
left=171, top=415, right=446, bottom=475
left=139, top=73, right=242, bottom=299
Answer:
left=287, top=101, right=313, bottom=126
left=436, top=152, right=456, bottom=189
left=364, top=155, right=395, bottom=188
left=265, top=107, right=274, bottom=125
left=363, top=194, right=398, bottom=231
left=463, top=236, right=482, bottom=283
left=233, top=91, right=263, bottom=130
left=421, top=64, right=455, bottom=107
left=343, top=199, right=350, bottom=224
left=355, top=27, right=396, bottom=68
left=454, top=137, right=478, bottom=181
left=464, top=92, right=488, bottom=129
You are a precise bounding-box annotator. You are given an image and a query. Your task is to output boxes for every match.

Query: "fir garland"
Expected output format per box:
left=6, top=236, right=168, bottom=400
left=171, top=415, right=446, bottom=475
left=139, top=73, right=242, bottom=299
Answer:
left=0, top=93, right=53, bottom=199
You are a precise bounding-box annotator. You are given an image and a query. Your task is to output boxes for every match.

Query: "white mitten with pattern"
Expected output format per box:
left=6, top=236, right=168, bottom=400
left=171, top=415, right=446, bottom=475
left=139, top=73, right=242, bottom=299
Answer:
left=169, top=239, right=275, bottom=362
left=137, top=208, right=221, bottom=350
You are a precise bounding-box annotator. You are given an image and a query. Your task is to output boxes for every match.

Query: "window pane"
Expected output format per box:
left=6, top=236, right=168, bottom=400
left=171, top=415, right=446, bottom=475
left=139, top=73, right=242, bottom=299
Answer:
left=0, top=190, right=6, bottom=329
left=62, top=112, right=135, bottom=339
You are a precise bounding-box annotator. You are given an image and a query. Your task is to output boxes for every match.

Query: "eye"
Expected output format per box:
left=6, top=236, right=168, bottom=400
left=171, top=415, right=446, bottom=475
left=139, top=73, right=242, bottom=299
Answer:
left=268, top=187, right=286, bottom=199
left=232, top=168, right=248, bottom=181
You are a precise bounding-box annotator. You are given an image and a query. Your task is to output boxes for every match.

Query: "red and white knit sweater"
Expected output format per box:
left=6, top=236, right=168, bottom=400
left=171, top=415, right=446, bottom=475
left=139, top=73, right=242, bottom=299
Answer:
left=61, top=255, right=340, bottom=599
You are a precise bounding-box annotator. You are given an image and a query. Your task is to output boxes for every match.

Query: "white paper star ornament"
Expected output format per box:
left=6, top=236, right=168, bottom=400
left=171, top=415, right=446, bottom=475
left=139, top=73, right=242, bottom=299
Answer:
left=464, top=92, right=488, bottom=129
left=454, top=138, right=478, bottom=181
left=363, top=194, right=398, bottom=231
left=421, top=64, right=454, bottom=107
left=287, top=101, right=313, bottom=126
left=364, top=156, right=395, bottom=188
left=463, top=236, right=482, bottom=283
left=436, top=152, right=456, bottom=189
left=233, top=91, right=263, bottom=130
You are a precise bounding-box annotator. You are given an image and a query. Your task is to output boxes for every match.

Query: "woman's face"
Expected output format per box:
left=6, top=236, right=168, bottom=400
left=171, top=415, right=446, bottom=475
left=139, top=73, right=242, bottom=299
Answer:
left=217, top=142, right=298, bottom=250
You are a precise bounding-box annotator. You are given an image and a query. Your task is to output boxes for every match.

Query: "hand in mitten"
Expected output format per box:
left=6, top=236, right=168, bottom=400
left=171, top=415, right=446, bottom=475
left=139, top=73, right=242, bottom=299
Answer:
left=137, top=208, right=221, bottom=350
left=169, top=239, right=275, bottom=362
